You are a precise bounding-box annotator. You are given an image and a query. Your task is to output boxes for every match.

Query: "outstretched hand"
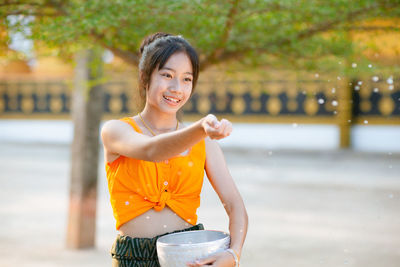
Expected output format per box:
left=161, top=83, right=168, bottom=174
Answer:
left=201, top=114, right=232, bottom=140
left=186, top=250, right=236, bottom=267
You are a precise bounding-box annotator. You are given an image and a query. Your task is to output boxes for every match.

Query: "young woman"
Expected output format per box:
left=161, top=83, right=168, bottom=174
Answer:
left=101, top=32, right=248, bottom=267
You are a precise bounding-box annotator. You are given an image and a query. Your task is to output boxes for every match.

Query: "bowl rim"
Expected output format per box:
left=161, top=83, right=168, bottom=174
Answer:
left=156, top=230, right=230, bottom=248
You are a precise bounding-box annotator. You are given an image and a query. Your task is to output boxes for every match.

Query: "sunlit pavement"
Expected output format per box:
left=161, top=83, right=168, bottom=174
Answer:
left=0, top=142, right=399, bottom=267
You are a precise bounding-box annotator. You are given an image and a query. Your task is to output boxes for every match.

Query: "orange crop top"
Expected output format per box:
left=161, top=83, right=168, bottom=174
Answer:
left=105, top=117, right=206, bottom=230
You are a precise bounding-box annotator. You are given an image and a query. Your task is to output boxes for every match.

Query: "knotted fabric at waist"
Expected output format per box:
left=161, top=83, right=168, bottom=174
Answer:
left=148, top=190, right=171, bottom=211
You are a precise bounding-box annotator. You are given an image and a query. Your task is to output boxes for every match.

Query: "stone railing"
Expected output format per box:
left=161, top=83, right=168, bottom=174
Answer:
left=0, top=77, right=398, bottom=146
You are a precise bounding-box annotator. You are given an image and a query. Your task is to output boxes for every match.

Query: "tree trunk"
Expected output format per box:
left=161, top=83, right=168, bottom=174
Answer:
left=337, top=78, right=353, bottom=148
left=67, top=49, right=103, bottom=249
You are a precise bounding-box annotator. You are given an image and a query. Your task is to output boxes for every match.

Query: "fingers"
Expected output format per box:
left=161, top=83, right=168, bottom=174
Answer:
left=203, top=115, right=232, bottom=140
left=220, top=119, right=232, bottom=136
left=186, top=255, right=217, bottom=266
left=211, top=119, right=232, bottom=140
left=186, top=250, right=234, bottom=266
left=205, top=114, right=220, bottom=129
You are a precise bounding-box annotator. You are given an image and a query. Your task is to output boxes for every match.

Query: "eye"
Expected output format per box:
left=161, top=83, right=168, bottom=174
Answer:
left=162, top=73, right=172, bottom=78
left=184, top=77, right=192, bottom=82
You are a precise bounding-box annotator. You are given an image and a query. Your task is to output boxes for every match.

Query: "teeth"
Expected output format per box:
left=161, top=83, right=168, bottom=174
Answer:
left=164, top=96, right=180, bottom=103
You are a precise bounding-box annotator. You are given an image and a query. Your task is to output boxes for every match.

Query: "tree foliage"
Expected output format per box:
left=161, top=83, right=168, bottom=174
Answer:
left=1, top=0, right=400, bottom=71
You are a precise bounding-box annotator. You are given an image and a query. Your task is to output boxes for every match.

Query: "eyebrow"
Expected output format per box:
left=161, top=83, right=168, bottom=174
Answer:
left=161, top=67, right=193, bottom=75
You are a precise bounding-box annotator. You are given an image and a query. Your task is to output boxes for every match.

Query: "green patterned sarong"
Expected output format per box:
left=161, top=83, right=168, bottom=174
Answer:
left=111, top=223, right=204, bottom=267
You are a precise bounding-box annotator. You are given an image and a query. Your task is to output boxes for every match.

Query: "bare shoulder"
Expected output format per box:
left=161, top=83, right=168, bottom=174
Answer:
left=101, top=119, right=129, bottom=134
left=100, top=118, right=138, bottom=145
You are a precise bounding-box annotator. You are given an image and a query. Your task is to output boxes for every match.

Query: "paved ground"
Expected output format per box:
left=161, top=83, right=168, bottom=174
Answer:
left=0, top=142, right=399, bottom=267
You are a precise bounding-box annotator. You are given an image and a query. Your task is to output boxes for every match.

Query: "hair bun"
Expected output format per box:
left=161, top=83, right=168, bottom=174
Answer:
left=139, top=32, right=172, bottom=55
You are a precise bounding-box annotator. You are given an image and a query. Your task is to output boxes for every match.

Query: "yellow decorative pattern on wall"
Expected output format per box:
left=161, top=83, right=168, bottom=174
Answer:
left=0, top=78, right=398, bottom=125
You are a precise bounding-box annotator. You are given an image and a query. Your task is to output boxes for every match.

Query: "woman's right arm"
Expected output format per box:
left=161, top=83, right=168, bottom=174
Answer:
left=101, top=114, right=232, bottom=162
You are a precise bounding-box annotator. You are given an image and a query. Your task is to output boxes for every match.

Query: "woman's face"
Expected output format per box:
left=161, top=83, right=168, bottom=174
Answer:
left=146, top=52, right=193, bottom=114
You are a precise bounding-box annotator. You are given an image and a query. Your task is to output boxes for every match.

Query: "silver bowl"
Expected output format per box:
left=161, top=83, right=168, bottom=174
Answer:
left=157, top=230, right=230, bottom=267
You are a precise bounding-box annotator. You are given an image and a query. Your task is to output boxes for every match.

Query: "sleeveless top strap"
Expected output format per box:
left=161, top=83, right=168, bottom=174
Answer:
left=119, top=117, right=142, bottom=133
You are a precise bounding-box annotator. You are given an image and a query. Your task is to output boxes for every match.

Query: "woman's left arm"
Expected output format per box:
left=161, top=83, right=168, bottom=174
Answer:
left=188, top=137, right=248, bottom=267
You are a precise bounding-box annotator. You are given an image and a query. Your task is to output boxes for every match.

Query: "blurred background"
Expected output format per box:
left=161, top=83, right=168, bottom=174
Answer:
left=0, top=1, right=399, bottom=266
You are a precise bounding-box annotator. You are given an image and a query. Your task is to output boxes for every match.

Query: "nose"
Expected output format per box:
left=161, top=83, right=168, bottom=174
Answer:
left=169, top=77, right=183, bottom=94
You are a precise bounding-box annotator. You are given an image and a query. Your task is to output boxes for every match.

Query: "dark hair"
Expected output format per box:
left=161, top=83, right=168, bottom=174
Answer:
left=138, top=32, right=200, bottom=102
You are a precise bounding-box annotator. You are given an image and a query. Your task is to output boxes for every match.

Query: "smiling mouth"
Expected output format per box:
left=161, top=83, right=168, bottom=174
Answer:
left=163, top=95, right=181, bottom=104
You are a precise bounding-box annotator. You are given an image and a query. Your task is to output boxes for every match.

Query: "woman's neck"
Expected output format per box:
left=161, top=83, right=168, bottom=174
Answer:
left=139, top=106, right=178, bottom=132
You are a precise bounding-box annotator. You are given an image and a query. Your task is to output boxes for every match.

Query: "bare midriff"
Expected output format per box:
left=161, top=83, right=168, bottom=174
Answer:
left=118, top=206, right=191, bottom=238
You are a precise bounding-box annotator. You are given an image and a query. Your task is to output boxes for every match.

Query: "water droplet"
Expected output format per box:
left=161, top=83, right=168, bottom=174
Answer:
left=389, top=85, right=394, bottom=90
left=144, top=196, right=148, bottom=200
left=352, top=63, right=357, bottom=68
left=292, top=123, right=298, bottom=128
left=164, top=181, right=168, bottom=186
left=348, top=119, right=352, bottom=123
left=372, top=76, right=379, bottom=82
left=364, top=120, right=368, bottom=124
left=387, top=76, right=393, bottom=84
left=332, top=88, right=336, bottom=93
left=187, top=219, right=191, bottom=222
left=337, top=76, right=341, bottom=80
left=354, top=86, right=360, bottom=91
left=318, top=99, right=325, bottom=104
left=163, top=224, right=167, bottom=228
left=357, top=81, right=363, bottom=85
left=315, top=73, right=319, bottom=78
left=146, top=216, right=150, bottom=219
left=125, top=201, right=129, bottom=205
left=368, top=64, right=372, bottom=68
left=188, top=161, right=194, bottom=167
left=332, top=100, right=338, bottom=107
left=373, top=88, right=379, bottom=93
